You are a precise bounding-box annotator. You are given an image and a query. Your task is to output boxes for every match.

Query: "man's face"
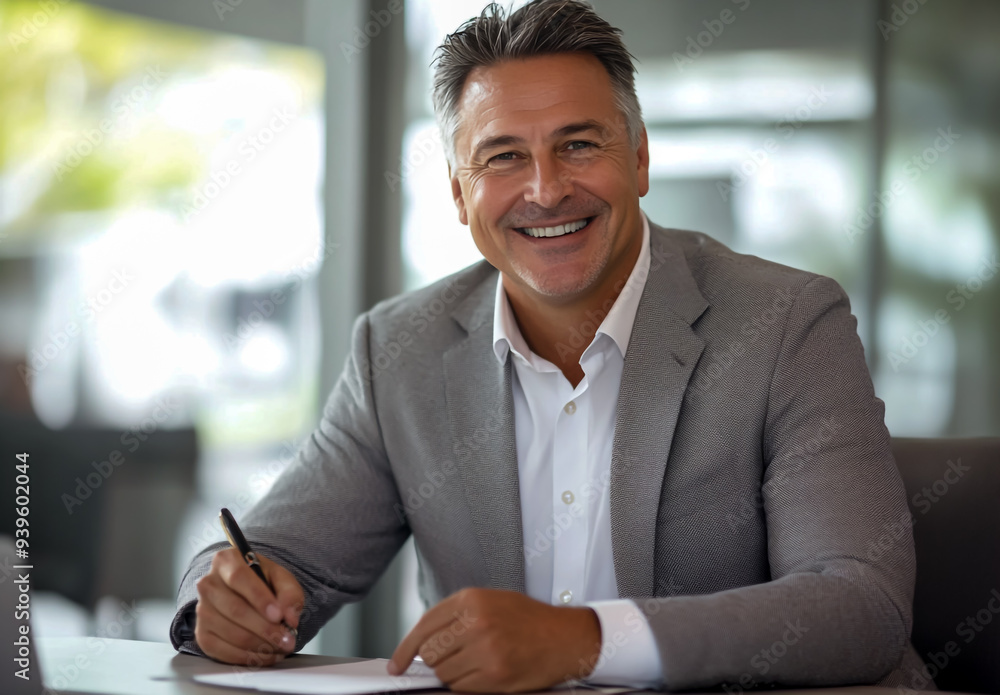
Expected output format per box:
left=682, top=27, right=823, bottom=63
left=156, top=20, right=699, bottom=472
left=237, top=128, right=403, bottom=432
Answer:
left=448, top=52, right=649, bottom=303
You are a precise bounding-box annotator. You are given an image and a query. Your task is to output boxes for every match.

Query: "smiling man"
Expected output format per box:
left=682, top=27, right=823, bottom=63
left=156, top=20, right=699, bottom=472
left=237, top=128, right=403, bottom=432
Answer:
left=448, top=50, right=648, bottom=390
left=171, top=1, right=932, bottom=692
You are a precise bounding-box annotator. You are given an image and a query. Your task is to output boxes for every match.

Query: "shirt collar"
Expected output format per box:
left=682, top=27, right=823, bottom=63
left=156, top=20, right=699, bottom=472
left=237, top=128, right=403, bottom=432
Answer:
left=492, top=212, right=651, bottom=365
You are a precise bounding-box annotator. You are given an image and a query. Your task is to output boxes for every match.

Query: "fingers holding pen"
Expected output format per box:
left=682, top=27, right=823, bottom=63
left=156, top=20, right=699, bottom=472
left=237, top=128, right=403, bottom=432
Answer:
left=194, top=549, right=298, bottom=662
left=258, top=554, right=305, bottom=631
left=215, top=548, right=287, bottom=625
left=201, top=512, right=305, bottom=665
left=193, top=593, right=289, bottom=665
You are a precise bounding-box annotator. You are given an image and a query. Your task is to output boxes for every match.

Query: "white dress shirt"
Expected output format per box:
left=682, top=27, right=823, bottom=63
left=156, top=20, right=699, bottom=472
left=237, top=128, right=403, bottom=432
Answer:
left=491, top=213, right=662, bottom=687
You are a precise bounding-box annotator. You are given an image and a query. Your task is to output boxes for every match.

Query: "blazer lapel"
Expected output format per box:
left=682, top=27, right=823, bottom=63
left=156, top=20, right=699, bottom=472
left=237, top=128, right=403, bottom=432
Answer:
left=443, top=268, right=526, bottom=593
left=611, top=223, right=708, bottom=598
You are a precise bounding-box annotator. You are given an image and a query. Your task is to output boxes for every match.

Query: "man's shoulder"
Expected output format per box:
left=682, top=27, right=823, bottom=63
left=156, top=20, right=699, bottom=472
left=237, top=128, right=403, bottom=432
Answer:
left=365, top=258, right=497, bottom=338
left=651, top=223, right=842, bottom=307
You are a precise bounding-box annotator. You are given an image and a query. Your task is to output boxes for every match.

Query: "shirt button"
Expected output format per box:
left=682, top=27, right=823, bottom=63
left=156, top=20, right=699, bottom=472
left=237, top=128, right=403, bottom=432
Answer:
left=564, top=401, right=576, bottom=415
left=559, top=590, right=573, bottom=604
left=561, top=490, right=574, bottom=505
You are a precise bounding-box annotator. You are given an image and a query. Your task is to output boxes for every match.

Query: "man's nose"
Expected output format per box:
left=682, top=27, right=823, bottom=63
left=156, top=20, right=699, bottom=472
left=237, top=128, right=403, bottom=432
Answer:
left=524, top=153, right=573, bottom=208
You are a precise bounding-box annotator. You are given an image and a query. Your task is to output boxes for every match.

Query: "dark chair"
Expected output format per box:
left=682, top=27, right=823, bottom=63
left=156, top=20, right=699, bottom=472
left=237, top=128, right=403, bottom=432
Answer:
left=891, top=437, right=1000, bottom=695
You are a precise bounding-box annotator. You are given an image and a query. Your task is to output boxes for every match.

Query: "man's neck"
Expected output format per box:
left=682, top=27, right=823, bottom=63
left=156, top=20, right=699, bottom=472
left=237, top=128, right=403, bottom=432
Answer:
left=503, top=229, right=644, bottom=388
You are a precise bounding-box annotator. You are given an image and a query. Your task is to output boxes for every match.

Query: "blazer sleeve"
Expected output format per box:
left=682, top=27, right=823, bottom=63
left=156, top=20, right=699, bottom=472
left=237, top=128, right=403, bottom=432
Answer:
left=638, top=275, right=915, bottom=690
left=170, top=311, right=410, bottom=656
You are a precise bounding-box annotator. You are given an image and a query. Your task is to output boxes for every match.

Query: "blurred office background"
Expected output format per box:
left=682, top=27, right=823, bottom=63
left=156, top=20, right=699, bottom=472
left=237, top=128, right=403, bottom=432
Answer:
left=0, top=0, right=997, bottom=659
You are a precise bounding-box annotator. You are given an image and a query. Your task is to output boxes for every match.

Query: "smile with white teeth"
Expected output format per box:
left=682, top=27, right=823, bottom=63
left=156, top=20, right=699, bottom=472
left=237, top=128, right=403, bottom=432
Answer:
left=517, top=217, right=591, bottom=238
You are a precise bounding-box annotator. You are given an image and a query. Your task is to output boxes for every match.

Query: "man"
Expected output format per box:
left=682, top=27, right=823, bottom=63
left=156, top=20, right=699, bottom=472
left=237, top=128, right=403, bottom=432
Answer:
left=172, top=0, right=931, bottom=691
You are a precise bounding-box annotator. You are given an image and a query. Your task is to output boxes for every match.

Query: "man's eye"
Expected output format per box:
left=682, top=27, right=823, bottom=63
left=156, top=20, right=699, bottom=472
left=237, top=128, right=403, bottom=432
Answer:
left=567, top=141, right=595, bottom=150
left=489, top=152, right=517, bottom=163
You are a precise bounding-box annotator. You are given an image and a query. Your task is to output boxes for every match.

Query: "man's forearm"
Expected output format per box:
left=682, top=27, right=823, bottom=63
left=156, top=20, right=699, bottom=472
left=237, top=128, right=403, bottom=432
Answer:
left=638, top=569, right=907, bottom=691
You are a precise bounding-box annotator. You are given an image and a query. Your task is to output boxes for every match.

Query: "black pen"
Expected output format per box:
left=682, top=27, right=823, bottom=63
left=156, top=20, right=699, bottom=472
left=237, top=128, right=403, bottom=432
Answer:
left=219, top=507, right=298, bottom=639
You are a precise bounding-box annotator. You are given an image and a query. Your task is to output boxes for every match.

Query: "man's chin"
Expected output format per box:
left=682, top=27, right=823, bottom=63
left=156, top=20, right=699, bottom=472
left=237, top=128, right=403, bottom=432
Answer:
left=509, top=265, right=601, bottom=302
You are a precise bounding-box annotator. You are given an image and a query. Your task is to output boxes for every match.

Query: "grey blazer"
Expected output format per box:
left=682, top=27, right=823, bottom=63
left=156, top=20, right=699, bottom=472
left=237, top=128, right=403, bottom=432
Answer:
left=172, top=220, right=930, bottom=691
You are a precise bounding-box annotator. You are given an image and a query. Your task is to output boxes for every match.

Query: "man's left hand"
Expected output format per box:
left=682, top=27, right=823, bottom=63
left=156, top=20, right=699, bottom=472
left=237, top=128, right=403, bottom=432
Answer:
left=388, top=588, right=602, bottom=692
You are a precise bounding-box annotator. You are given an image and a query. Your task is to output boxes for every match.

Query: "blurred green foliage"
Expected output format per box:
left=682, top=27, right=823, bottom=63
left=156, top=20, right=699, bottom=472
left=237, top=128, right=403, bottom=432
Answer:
left=0, top=0, right=322, bottom=244
left=1, top=1, right=199, bottom=231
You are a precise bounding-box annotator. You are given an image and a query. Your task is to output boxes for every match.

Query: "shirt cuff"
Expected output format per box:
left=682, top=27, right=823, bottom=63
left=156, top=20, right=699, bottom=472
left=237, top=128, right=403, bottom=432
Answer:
left=583, top=599, right=663, bottom=689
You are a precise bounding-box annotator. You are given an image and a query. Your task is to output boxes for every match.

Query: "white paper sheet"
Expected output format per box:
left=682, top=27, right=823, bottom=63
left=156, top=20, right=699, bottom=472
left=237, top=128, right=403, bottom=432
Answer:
left=193, top=657, right=443, bottom=694
left=193, top=657, right=653, bottom=695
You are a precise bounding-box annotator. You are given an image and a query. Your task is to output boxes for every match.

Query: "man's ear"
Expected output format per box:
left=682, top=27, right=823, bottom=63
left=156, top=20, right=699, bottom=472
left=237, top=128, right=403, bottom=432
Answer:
left=636, top=125, right=650, bottom=198
left=449, top=166, right=468, bottom=225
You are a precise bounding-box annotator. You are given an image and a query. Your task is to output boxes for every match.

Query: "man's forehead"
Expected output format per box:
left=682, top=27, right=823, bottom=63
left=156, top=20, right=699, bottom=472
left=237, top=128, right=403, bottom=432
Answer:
left=461, top=52, right=609, bottom=100
left=455, top=54, right=616, bottom=152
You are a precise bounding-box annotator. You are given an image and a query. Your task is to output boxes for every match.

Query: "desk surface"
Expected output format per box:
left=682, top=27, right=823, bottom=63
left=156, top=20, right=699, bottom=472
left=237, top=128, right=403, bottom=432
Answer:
left=37, top=637, right=948, bottom=695
left=39, top=637, right=363, bottom=695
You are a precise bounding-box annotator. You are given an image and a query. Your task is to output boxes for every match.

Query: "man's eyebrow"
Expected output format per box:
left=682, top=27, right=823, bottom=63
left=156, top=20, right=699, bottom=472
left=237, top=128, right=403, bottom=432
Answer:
left=470, top=120, right=610, bottom=162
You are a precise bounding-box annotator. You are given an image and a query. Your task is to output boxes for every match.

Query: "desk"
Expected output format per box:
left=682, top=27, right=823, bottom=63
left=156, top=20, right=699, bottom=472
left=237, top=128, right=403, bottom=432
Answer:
left=38, top=638, right=949, bottom=695
left=38, top=638, right=363, bottom=695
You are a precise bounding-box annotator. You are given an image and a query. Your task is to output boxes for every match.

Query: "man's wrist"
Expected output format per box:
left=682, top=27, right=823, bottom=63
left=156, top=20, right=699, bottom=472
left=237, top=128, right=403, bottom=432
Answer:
left=582, top=600, right=663, bottom=687
left=566, top=606, right=603, bottom=681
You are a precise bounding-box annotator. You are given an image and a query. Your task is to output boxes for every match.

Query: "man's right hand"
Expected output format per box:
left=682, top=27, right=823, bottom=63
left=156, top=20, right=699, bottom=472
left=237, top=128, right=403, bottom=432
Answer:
left=194, top=547, right=304, bottom=666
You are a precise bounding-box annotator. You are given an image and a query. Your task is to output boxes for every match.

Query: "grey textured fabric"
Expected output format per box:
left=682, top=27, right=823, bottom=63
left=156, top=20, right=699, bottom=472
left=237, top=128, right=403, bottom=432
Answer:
left=171, top=221, right=932, bottom=691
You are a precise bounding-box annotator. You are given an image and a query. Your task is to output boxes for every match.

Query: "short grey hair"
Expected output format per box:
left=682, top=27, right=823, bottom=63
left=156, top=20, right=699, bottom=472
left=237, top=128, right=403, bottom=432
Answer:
left=430, top=0, right=644, bottom=172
